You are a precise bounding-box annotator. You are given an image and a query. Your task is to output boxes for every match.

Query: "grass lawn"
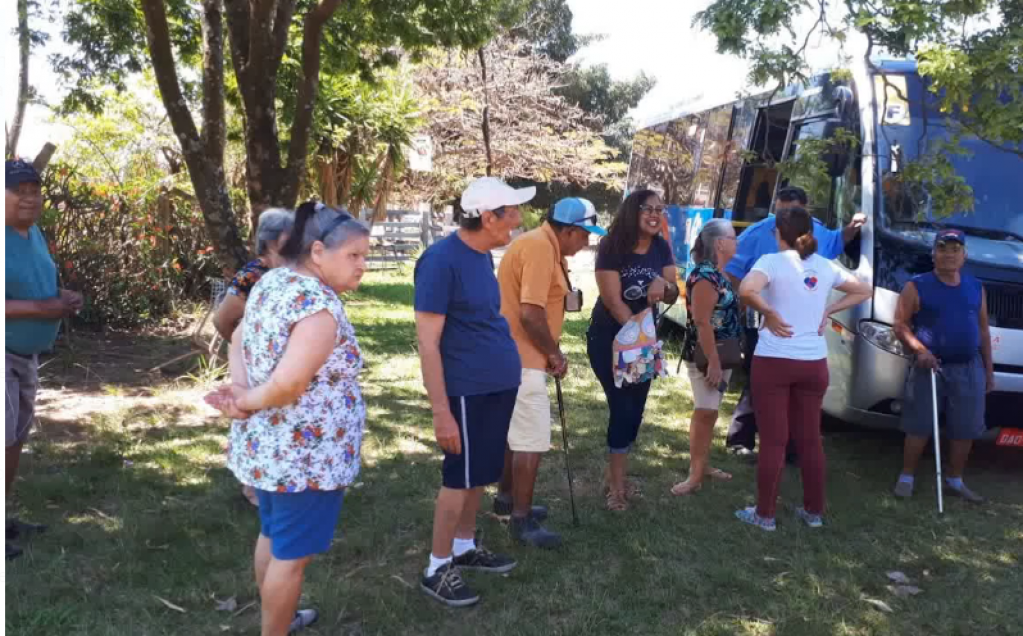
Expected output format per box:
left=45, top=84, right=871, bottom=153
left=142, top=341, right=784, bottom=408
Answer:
left=7, top=266, right=1023, bottom=636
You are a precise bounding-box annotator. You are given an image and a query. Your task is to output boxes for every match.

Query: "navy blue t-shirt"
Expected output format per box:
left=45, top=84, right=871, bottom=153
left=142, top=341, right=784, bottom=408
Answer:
left=414, top=233, right=522, bottom=397
left=591, top=235, right=675, bottom=328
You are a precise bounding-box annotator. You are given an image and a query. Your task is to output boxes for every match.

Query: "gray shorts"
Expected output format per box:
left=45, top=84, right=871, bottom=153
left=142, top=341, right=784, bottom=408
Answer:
left=900, top=356, right=986, bottom=441
left=5, top=352, right=39, bottom=447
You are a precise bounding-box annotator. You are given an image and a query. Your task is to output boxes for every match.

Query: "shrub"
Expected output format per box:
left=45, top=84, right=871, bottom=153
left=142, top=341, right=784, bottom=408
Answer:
left=39, top=162, right=227, bottom=328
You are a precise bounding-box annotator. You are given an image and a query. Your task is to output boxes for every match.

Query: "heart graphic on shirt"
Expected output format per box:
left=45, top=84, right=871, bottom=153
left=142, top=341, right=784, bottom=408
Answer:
left=803, top=272, right=819, bottom=290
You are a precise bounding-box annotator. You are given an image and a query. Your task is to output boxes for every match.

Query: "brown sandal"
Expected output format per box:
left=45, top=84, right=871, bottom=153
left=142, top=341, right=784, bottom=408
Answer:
left=705, top=468, right=733, bottom=482
left=606, top=490, right=629, bottom=512
left=670, top=480, right=702, bottom=496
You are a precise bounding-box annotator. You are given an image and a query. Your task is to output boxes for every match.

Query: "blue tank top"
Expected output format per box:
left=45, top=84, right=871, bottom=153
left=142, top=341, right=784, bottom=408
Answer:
left=911, top=271, right=982, bottom=364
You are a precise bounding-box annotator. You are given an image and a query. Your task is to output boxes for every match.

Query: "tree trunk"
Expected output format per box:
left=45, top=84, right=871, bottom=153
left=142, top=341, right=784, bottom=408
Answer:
left=139, top=0, right=249, bottom=271
left=7, top=0, right=30, bottom=158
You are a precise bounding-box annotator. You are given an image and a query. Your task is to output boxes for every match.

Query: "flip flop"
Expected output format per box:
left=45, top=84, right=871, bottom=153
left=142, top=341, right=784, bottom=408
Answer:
left=670, top=480, right=702, bottom=496
left=705, top=468, right=733, bottom=482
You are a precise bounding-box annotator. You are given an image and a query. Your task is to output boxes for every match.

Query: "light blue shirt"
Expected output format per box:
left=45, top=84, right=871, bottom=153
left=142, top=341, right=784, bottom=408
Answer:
left=5, top=225, right=60, bottom=355
left=724, top=214, right=845, bottom=280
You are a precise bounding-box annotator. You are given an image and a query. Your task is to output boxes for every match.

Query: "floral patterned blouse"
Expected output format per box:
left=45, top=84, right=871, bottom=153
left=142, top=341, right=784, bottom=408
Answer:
left=227, top=258, right=271, bottom=299
left=681, top=261, right=741, bottom=362
left=226, top=267, right=365, bottom=493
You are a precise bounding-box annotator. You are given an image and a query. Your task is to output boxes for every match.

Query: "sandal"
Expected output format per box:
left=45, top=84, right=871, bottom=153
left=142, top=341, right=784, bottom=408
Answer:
left=705, top=468, right=733, bottom=482
left=670, top=480, right=702, bottom=496
left=605, top=490, right=629, bottom=512
left=604, top=478, right=642, bottom=500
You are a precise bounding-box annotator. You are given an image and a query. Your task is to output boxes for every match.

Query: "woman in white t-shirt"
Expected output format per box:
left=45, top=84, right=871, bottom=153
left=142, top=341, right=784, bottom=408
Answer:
left=736, top=207, right=870, bottom=531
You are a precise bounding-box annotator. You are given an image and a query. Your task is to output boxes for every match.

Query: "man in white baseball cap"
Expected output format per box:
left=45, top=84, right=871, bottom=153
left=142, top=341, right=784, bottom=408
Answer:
left=413, top=176, right=534, bottom=607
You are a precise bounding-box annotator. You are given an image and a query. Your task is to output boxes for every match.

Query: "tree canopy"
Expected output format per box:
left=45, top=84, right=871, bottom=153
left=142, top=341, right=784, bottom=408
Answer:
left=695, top=0, right=1022, bottom=217
left=51, top=0, right=526, bottom=268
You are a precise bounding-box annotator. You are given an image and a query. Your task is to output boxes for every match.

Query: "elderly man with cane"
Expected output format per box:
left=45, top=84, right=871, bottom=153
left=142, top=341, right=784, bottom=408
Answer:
left=892, top=228, right=994, bottom=504
left=494, top=198, right=604, bottom=547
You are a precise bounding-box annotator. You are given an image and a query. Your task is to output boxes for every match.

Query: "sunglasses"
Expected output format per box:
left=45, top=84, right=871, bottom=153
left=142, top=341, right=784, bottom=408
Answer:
left=639, top=205, right=667, bottom=215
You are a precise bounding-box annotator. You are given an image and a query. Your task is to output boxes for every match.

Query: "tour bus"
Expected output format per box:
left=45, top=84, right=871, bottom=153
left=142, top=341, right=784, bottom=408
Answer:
left=627, top=58, right=1022, bottom=443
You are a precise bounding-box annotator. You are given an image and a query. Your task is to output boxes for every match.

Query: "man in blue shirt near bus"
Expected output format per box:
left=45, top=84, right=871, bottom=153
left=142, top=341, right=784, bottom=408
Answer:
left=723, top=186, right=866, bottom=458
left=5, top=159, right=83, bottom=560
left=892, top=228, right=993, bottom=503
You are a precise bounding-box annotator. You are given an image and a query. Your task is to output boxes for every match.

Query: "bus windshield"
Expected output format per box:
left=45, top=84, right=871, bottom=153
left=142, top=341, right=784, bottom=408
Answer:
left=876, top=72, right=1023, bottom=241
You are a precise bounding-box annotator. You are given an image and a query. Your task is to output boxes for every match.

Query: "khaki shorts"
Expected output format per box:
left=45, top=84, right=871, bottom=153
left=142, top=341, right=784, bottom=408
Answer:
left=6, top=352, right=39, bottom=447
left=685, top=362, right=732, bottom=411
left=507, top=368, right=552, bottom=453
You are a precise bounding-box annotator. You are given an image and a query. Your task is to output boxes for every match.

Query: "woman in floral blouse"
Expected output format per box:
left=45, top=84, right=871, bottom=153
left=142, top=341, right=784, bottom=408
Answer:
left=213, top=207, right=294, bottom=342
left=671, top=218, right=741, bottom=496
left=206, top=201, right=370, bottom=636
left=213, top=208, right=294, bottom=506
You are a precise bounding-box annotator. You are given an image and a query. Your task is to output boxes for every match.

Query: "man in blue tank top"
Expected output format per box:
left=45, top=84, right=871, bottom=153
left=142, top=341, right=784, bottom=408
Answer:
left=892, top=228, right=994, bottom=503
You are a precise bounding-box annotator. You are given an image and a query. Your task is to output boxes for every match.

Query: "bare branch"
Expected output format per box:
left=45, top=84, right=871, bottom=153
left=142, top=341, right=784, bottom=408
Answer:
left=8, top=0, right=31, bottom=158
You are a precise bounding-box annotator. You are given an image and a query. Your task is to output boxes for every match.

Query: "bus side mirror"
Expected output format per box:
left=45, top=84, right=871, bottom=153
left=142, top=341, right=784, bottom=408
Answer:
left=822, top=120, right=851, bottom=177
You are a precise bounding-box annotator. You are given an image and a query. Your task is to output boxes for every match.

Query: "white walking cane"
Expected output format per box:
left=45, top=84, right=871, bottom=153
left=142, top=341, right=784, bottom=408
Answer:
left=930, top=369, right=944, bottom=515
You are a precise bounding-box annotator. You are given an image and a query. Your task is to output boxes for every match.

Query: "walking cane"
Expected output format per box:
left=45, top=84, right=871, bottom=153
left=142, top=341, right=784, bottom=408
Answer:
left=930, top=369, right=944, bottom=515
left=554, top=377, right=580, bottom=526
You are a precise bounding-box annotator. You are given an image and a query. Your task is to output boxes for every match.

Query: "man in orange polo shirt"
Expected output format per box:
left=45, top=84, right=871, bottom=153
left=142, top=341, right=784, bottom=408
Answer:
left=494, top=198, right=605, bottom=547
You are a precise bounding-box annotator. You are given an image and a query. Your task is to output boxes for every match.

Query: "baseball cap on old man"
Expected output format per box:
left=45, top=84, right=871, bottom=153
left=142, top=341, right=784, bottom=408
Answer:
left=6, top=159, right=41, bottom=189
left=934, top=228, right=966, bottom=246
left=552, top=197, right=606, bottom=236
left=460, top=177, right=536, bottom=218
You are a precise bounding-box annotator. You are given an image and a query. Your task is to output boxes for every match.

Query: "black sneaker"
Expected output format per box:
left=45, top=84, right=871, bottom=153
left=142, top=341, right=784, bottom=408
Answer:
left=452, top=546, right=517, bottom=573
left=510, top=515, right=562, bottom=549
left=420, top=563, right=480, bottom=607
left=728, top=446, right=757, bottom=464
left=492, top=496, right=548, bottom=521
left=6, top=519, right=47, bottom=541
left=6, top=542, right=23, bottom=560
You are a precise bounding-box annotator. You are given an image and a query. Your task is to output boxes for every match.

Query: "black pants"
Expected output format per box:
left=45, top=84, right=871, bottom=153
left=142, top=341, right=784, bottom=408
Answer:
left=726, top=327, right=759, bottom=449
left=587, top=322, right=652, bottom=453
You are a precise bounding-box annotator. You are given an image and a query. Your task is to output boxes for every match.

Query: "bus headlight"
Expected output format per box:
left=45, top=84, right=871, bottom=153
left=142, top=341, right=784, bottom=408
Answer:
left=859, top=321, right=907, bottom=357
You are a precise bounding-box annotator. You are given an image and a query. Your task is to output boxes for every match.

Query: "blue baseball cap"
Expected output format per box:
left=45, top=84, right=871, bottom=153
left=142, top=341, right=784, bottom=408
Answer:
left=5, top=159, right=41, bottom=190
left=934, top=228, right=965, bottom=246
left=551, top=198, right=606, bottom=236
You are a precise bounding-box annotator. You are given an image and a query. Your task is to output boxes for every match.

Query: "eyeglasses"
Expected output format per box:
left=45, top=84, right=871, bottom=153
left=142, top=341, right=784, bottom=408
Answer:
left=639, top=205, right=667, bottom=215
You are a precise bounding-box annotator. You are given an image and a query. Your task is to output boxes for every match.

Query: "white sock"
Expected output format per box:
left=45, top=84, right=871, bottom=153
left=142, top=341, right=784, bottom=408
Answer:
left=426, top=554, right=452, bottom=577
left=898, top=474, right=915, bottom=484
left=452, top=537, right=476, bottom=557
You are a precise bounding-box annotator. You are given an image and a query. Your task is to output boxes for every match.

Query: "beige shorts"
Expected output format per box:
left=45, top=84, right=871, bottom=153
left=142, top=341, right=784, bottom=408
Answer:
left=685, top=362, right=732, bottom=411
left=6, top=352, right=39, bottom=447
left=507, top=368, right=552, bottom=453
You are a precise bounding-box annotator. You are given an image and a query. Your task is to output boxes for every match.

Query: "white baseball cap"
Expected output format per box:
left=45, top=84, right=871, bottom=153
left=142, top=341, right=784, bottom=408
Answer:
left=460, top=177, right=536, bottom=218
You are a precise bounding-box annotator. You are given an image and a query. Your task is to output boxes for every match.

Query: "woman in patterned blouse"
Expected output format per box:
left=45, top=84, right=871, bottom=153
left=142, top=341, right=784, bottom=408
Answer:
left=206, top=201, right=370, bottom=636
left=213, top=208, right=294, bottom=342
left=214, top=208, right=294, bottom=507
left=671, top=218, right=741, bottom=496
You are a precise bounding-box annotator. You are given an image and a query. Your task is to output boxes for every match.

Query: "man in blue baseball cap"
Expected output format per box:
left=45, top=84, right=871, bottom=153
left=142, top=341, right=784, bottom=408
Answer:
left=892, top=228, right=993, bottom=503
left=6, top=159, right=84, bottom=559
left=493, top=197, right=604, bottom=548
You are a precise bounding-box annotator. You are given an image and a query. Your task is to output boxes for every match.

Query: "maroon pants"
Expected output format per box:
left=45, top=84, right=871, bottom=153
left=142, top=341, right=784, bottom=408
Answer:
left=751, top=356, right=829, bottom=518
